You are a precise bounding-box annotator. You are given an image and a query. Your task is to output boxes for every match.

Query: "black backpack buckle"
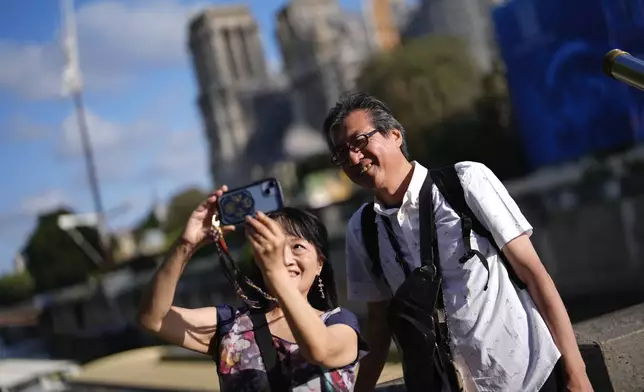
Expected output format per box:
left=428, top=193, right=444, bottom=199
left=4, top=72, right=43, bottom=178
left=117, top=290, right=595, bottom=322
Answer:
left=420, top=263, right=437, bottom=279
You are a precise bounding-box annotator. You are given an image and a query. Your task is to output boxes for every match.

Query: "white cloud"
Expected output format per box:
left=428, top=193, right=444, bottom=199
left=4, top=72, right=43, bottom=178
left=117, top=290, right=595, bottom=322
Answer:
left=57, top=109, right=158, bottom=190
left=0, top=0, right=205, bottom=100
left=20, top=189, right=70, bottom=215
left=58, top=107, right=208, bottom=187
left=0, top=42, right=63, bottom=100
left=60, top=110, right=126, bottom=156
left=58, top=104, right=166, bottom=158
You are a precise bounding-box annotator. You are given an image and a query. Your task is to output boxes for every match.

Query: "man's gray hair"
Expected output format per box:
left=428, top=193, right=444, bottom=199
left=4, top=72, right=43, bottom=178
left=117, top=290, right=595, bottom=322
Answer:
left=323, top=92, right=409, bottom=158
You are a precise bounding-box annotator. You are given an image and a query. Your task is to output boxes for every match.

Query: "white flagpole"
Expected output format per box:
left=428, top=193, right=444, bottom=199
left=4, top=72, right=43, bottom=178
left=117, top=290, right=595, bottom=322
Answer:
left=61, top=0, right=82, bottom=96
left=60, top=0, right=111, bottom=264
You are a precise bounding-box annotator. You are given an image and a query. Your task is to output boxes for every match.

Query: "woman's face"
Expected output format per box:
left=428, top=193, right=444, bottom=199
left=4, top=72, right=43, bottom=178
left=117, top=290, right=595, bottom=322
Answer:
left=282, top=233, right=323, bottom=296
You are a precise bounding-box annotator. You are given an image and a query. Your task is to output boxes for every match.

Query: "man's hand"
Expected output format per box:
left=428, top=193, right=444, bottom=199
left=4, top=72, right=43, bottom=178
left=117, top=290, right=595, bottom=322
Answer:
left=181, top=185, right=235, bottom=248
left=566, top=370, right=594, bottom=392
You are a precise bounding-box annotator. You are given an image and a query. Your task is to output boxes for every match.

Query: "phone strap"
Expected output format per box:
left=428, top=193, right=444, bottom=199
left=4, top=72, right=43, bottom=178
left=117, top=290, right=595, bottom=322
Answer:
left=213, top=201, right=278, bottom=310
left=250, top=311, right=290, bottom=391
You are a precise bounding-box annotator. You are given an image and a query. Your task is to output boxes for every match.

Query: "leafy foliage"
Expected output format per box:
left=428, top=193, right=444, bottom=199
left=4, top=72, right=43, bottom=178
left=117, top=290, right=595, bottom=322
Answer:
left=0, top=271, right=34, bottom=306
left=163, top=187, right=208, bottom=237
left=357, top=35, right=482, bottom=160
left=23, top=208, right=100, bottom=293
left=356, top=36, right=529, bottom=180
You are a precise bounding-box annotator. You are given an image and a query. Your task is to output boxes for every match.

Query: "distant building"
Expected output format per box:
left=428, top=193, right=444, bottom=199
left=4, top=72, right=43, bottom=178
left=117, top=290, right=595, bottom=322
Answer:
left=188, top=2, right=372, bottom=196
left=13, top=253, right=26, bottom=274
left=189, top=5, right=333, bottom=191
left=363, top=0, right=406, bottom=52
left=276, top=0, right=372, bottom=130
left=112, top=230, right=137, bottom=262
left=188, top=5, right=271, bottom=188
left=113, top=196, right=168, bottom=262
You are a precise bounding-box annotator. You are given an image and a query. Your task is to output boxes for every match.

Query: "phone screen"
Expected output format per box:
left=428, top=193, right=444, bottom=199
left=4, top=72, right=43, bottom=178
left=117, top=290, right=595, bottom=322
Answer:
left=217, top=178, right=284, bottom=226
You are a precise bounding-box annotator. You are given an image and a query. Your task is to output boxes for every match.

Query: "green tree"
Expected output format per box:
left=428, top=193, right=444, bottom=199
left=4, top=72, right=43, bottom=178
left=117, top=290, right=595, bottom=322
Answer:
left=357, top=35, right=482, bottom=161
left=164, top=187, right=208, bottom=237
left=0, top=271, right=35, bottom=306
left=23, top=208, right=100, bottom=293
left=162, top=187, right=211, bottom=253
left=477, top=60, right=513, bottom=131
left=471, top=60, right=529, bottom=179
left=357, top=37, right=529, bottom=181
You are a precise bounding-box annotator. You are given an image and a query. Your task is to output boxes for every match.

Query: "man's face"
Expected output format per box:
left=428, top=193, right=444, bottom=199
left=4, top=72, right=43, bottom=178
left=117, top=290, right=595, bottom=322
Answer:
left=330, top=109, right=403, bottom=189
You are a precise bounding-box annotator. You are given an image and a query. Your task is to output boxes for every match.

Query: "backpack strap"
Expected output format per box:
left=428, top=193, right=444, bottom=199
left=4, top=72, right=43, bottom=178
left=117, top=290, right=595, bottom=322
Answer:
left=360, top=202, right=382, bottom=278
left=430, top=165, right=527, bottom=291
left=360, top=202, right=412, bottom=288
left=418, top=173, right=438, bottom=272
left=381, top=217, right=412, bottom=277
left=360, top=173, right=437, bottom=285
left=418, top=172, right=465, bottom=390
left=249, top=311, right=290, bottom=391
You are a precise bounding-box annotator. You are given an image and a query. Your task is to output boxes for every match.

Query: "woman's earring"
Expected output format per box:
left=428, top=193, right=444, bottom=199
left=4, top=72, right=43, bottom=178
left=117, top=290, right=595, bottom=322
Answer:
left=317, top=276, right=325, bottom=299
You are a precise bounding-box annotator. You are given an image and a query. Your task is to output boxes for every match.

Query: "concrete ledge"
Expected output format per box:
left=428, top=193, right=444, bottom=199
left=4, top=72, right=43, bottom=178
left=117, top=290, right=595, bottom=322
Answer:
left=373, top=362, right=404, bottom=391
left=574, top=302, right=644, bottom=392
left=68, top=346, right=219, bottom=391
left=375, top=378, right=406, bottom=391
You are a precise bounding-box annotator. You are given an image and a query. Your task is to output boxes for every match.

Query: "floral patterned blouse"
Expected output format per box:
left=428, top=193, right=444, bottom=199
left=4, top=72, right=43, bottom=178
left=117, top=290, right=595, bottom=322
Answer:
left=211, top=305, right=368, bottom=392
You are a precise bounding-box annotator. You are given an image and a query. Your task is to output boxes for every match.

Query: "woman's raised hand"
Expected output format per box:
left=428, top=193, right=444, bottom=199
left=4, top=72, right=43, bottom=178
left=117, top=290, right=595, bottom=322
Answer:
left=181, top=185, right=235, bottom=248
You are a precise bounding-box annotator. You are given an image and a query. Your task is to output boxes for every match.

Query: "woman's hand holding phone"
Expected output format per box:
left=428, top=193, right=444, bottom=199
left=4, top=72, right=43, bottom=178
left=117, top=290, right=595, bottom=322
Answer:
left=181, top=185, right=236, bottom=249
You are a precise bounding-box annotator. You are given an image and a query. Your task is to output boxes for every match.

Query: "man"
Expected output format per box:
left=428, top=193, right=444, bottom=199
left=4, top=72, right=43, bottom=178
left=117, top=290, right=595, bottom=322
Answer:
left=323, top=92, right=593, bottom=391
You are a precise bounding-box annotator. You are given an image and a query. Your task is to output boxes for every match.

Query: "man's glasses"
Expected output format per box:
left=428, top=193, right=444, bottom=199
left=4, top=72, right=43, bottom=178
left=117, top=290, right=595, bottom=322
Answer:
left=331, top=129, right=380, bottom=166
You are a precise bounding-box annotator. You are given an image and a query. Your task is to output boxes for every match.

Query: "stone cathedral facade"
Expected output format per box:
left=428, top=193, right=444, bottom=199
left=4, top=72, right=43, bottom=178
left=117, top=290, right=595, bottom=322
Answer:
left=188, top=5, right=273, bottom=189
left=187, top=1, right=403, bottom=197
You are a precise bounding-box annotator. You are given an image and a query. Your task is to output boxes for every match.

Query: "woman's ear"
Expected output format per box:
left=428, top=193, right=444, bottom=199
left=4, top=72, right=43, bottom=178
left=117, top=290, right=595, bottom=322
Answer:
left=317, top=260, right=323, bottom=276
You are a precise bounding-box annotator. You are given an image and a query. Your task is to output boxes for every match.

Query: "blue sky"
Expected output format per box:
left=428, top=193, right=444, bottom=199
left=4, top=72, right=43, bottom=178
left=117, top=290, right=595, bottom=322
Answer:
left=0, top=0, right=365, bottom=275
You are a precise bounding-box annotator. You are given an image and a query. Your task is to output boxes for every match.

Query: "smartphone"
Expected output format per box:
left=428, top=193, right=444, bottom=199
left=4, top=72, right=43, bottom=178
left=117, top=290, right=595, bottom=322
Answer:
left=217, top=178, right=285, bottom=226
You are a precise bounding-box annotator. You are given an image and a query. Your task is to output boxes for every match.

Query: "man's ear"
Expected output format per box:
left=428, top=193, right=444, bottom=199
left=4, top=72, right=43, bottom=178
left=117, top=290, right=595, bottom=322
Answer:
left=389, top=128, right=403, bottom=148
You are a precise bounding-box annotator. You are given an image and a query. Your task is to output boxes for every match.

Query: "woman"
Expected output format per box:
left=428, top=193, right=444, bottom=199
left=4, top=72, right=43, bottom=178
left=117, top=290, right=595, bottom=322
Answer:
left=137, top=186, right=367, bottom=391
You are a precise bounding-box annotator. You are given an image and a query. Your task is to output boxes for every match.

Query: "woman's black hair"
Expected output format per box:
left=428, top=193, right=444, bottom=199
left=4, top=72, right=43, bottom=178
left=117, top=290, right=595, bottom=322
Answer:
left=241, top=207, right=338, bottom=311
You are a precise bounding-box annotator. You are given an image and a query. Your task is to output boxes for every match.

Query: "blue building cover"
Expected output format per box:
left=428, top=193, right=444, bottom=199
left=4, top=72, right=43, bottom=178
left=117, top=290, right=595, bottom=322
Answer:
left=492, top=0, right=644, bottom=169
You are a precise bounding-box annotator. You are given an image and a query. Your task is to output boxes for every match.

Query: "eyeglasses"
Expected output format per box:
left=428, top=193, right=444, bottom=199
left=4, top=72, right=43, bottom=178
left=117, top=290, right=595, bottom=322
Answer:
left=331, top=129, right=380, bottom=166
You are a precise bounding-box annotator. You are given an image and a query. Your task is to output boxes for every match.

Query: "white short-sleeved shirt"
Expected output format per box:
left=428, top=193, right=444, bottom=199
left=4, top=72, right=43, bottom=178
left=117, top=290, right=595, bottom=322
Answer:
left=345, top=161, right=561, bottom=392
